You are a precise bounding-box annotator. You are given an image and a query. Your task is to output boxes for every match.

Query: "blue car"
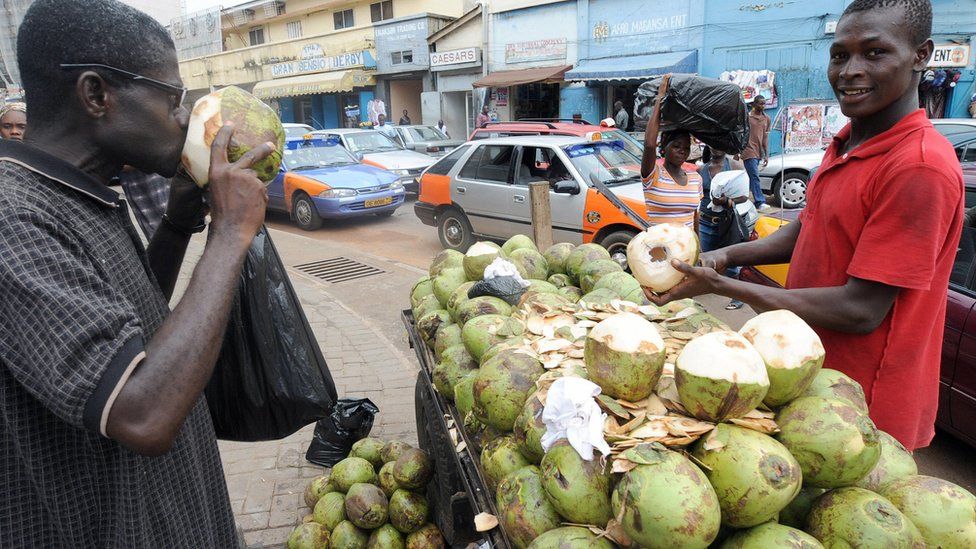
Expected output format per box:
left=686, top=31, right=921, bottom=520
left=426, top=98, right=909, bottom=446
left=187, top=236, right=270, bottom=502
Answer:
left=267, top=137, right=405, bottom=230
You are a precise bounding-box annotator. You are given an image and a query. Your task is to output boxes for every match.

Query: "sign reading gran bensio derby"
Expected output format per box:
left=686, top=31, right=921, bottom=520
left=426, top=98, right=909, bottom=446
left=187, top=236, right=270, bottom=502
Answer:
left=271, top=44, right=375, bottom=78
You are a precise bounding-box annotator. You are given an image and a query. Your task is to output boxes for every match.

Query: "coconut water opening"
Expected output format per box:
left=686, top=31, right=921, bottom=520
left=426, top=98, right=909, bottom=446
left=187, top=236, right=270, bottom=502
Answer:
left=649, top=246, right=669, bottom=262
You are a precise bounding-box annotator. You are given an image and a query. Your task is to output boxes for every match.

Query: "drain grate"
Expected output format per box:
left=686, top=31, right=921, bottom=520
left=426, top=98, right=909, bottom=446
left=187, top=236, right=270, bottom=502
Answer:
left=293, top=257, right=385, bottom=283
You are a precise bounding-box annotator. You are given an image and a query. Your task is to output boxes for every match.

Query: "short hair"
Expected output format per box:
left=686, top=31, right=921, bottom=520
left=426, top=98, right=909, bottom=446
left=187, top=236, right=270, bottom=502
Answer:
left=659, top=129, right=690, bottom=156
left=842, top=0, right=932, bottom=45
left=17, top=0, right=175, bottom=125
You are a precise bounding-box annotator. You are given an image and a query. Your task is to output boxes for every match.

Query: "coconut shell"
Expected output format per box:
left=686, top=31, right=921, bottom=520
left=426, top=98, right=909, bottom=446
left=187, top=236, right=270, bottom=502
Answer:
left=392, top=448, right=433, bottom=490
left=496, top=466, right=562, bottom=549
left=481, top=436, right=531, bottom=490
left=344, top=483, right=389, bottom=530
left=805, top=487, right=924, bottom=547
left=331, top=520, right=369, bottom=549
left=389, top=489, right=430, bottom=534
left=286, top=521, right=330, bottom=549
left=539, top=440, right=613, bottom=526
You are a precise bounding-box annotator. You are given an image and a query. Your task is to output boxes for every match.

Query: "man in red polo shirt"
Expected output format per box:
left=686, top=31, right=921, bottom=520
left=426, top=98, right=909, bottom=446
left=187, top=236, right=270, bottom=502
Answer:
left=647, top=0, right=963, bottom=450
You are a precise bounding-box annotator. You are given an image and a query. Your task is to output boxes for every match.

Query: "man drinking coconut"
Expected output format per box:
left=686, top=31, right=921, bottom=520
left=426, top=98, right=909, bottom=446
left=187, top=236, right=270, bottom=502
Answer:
left=0, top=0, right=274, bottom=544
left=648, top=0, right=964, bottom=451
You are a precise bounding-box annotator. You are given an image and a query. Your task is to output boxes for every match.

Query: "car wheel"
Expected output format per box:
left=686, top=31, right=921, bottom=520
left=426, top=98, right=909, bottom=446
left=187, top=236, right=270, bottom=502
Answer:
left=292, top=193, right=323, bottom=231
left=600, top=230, right=639, bottom=270
left=771, top=171, right=808, bottom=209
left=437, top=208, right=474, bottom=251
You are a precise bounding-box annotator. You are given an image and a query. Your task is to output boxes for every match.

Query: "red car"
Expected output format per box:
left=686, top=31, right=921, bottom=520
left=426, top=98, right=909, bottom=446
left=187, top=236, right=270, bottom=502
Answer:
left=742, top=166, right=976, bottom=447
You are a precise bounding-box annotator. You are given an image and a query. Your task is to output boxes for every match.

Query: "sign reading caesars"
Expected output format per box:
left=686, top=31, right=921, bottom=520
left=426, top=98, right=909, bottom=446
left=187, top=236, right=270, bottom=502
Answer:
left=930, top=44, right=971, bottom=68
left=430, top=47, right=480, bottom=68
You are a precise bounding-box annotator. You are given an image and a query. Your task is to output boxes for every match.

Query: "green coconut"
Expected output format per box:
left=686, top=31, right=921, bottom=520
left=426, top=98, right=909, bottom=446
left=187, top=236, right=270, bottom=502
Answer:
left=431, top=267, right=468, bottom=307
left=509, top=248, right=549, bottom=280
left=378, top=461, right=401, bottom=497
left=540, top=440, right=613, bottom=526
left=287, top=521, right=330, bottom=549
left=559, top=286, right=583, bottom=302
left=779, top=486, right=827, bottom=528
left=416, top=310, right=451, bottom=346
left=502, top=234, right=538, bottom=255
left=331, top=520, right=369, bottom=549
left=584, top=312, right=665, bottom=401
left=461, top=314, right=525, bottom=362
left=455, top=296, right=513, bottom=325
left=367, top=524, right=404, bottom=549
left=344, top=483, right=389, bottom=530
left=739, top=310, right=825, bottom=407
left=578, top=259, right=624, bottom=293
left=806, top=487, right=924, bottom=547
left=480, top=339, right=523, bottom=366
left=592, top=270, right=642, bottom=299
left=775, top=396, right=881, bottom=488
left=496, top=466, right=562, bottom=549
left=481, top=435, right=531, bottom=490
left=410, top=277, right=434, bottom=309
left=880, top=475, right=976, bottom=548
left=392, top=448, right=433, bottom=490
left=854, top=431, right=918, bottom=491
left=431, top=344, right=477, bottom=400
left=578, top=288, right=618, bottom=306
left=446, top=281, right=476, bottom=322
left=462, top=241, right=503, bottom=281
left=381, top=441, right=414, bottom=464
left=565, top=243, right=611, bottom=283
left=405, top=524, right=445, bottom=548
left=313, top=491, right=347, bottom=531
left=388, top=489, right=430, bottom=534
left=720, top=522, right=824, bottom=549
left=542, top=242, right=576, bottom=275
left=799, top=368, right=869, bottom=413
left=666, top=311, right=726, bottom=333
left=512, top=393, right=546, bottom=463
left=472, top=350, right=544, bottom=431
left=690, top=424, right=802, bottom=528
left=611, top=443, right=721, bottom=548
left=432, top=323, right=462, bottom=361
left=519, top=291, right=572, bottom=311
left=350, top=438, right=386, bottom=469
left=332, top=457, right=378, bottom=492
left=453, top=371, right=477, bottom=417
left=622, top=286, right=651, bottom=305
left=675, top=331, right=770, bottom=422
left=412, top=294, right=442, bottom=324
left=546, top=273, right=573, bottom=288
left=305, top=474, right=337, bottom=508
left=428, top=249, right=464, bottom=278
left=526, top=526, right=616, bottom=549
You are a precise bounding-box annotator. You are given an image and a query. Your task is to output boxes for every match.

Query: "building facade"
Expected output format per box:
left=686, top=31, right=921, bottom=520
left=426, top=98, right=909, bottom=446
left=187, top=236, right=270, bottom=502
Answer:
left=427, top=4, right=484, bottom=138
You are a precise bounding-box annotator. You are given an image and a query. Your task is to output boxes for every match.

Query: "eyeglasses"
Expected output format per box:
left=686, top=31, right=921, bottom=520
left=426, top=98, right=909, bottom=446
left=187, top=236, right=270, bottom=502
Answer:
left=60, top=63, right=188, bottom=110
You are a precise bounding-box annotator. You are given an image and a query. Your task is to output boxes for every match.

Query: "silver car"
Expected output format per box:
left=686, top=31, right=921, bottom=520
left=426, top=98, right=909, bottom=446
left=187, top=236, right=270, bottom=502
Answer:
left=312, top=128, right=436, bottom=193
left=392, top=125, right=463, bottom=157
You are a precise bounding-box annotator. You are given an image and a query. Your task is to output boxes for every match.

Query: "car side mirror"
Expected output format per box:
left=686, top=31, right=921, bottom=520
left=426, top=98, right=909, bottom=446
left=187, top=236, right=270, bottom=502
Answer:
left=553, top=180, right=580, bottom=195
left=353, top=151, right=364, bottom=161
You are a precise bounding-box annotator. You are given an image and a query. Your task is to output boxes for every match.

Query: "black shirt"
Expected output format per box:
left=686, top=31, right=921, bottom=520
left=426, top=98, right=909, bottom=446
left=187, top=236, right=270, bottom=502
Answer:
left=0, top=141, right=237, bottom=547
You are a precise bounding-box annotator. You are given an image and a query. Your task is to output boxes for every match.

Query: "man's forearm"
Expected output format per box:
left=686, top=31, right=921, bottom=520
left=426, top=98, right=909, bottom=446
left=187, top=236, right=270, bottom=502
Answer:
left=147, top=225, right=192, bottom=300
left=724, top=219, right=800, bottom=267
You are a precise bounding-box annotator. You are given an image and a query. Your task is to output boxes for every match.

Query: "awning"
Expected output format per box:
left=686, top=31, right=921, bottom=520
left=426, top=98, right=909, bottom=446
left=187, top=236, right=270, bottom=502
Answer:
left=252, top=70, right=376, bottom=100
left=565, top=51, right=698, bottom=81
left=473, top=64, right=572, bottom=88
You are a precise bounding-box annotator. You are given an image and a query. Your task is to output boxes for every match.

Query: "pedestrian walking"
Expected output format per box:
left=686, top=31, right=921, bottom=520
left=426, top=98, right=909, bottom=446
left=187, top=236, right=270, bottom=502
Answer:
left=0, top=0, right=275, bottom=545
left=741, top=95, right=771, bottom=211
left=647, top=0, right=963, bottom=451
left=613, top=100, right=629, bottom=131
left=640, top=74, right=702, bottom=232
left=0, top=102, right=26, bottom=141
left=398, top=109, right=411, bottom=125
left=436, top=119, right=449, bottom=138
left=476, top=105, right=490, bottom=128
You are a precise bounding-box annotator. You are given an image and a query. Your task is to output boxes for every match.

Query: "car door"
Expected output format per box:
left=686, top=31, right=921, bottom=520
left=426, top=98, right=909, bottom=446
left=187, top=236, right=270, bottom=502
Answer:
left=947, top=187, right=976, bottom=445
left=510, top=145, right=586, bottom=244
left=266, top=164, right=288, bottom=212
left=452, top=143, right=517, bottom=238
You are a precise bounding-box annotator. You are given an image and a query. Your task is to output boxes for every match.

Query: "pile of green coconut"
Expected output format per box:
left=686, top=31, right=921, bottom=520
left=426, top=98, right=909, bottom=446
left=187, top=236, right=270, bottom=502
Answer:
left=286, top=439, right=444, bottom=549
left=408, top=230, right=976, bottom=549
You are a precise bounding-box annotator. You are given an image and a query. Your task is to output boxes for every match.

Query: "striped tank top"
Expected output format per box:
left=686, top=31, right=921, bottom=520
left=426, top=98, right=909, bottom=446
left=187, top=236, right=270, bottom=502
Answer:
left=642, top=163, right=702, bottom=228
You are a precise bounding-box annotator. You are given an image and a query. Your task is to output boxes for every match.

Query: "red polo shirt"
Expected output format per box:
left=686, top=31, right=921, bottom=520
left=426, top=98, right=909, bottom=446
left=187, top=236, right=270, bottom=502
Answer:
left=786, top=110, right=963, bottom=450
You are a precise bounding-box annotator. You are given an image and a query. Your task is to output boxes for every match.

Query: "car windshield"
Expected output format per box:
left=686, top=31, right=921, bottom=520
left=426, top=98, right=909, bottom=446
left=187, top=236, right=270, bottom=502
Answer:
left=408, top=126, right=449, bottom=142
left=563, top=141, right=643, bottom=186
left=283, top=139, right=358, bottom=170
left=600, top=129, right=643, bottom=158
left=345, top=132, right=402, bottom=153
left=284, top=125, right=314, bottom=139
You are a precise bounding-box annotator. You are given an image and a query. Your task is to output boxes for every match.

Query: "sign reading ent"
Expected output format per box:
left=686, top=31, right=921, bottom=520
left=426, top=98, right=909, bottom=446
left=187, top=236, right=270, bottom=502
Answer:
left=430, top=47, right=480, bottom=68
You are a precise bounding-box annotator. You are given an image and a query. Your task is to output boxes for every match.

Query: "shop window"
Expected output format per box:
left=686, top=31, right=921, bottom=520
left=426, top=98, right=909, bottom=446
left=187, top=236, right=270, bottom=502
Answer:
left=248, top=26, right=265, bottom=46
left=391, top=50, right=413, bottom=65
left=286, top=20, right=302, bottom=39
left=334, top=8, right=354, bottom=30
left=371, top=0, right=393, bottom=23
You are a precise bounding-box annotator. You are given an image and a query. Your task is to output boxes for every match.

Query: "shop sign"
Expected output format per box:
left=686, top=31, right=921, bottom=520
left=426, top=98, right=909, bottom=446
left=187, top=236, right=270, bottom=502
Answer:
left=930, top=44, right=971, bottom=68
left=505, top=38, right=567, bottom=64
left=586, top=0, right=690, bottom=58
left=374, top=19, right=428, bottom=38
left=430, top=47, right=481, bottom=68
left=271, top=48, right=373, bottom=78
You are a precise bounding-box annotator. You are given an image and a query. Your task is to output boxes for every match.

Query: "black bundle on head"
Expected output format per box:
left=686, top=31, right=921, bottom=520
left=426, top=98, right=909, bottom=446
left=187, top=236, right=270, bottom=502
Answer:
left=659, top=129, right=690, bottom=156
left=17, top=0, right=175, bottom=125
left=843, top=0, right=932, bottom=45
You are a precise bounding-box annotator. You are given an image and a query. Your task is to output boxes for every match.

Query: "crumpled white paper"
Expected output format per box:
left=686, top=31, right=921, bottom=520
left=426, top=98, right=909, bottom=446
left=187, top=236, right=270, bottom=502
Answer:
left=540, top=377, right=611, bottom=461
left=483, top=257, right=530, bottom=288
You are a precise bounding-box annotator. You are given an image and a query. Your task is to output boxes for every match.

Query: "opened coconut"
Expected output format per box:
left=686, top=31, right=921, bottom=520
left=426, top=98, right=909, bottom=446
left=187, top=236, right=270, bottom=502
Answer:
left=806, top=487, right=924, bottom=547
left=739, top=310, right=825, bottom=407
left=584, top=312, right=665, bottom=401
left=627, top=223, right=700, bottom=293
left=880, top=475, right=976, bottom=548
left=542, top=243, right=576, bottom=275
left=496, top=466, right=562, bottom=549
left=462, top=241, right=503, bottom=281
left=675, top=331, right=769, bottom=422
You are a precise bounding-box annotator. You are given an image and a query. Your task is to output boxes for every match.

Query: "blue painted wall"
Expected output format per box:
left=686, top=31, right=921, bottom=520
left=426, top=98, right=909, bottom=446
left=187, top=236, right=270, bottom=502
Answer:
left=358, top=90, right=375, bottom=124
left=577, top=0, right=705, bottom=61
left=491, top=2, right=579, bottom=72
left=322, top=95, right=339, bottom=129
left=560, top=84, right=604, bottom=123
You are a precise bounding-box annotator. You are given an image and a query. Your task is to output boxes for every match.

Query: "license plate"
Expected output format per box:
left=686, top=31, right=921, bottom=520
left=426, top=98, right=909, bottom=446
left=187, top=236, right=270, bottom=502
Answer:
left=364, top=197, right=393, bottom=208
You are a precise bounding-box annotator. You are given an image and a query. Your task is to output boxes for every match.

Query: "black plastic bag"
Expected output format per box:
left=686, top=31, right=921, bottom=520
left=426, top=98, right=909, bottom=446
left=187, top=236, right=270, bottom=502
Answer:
left=469, top=276, right=526, bottom=306
left=634, top=74, right=750, bottom=154
left=305, top=398, right=379, bottom=467
left=205, top=226, right=338, bottom=441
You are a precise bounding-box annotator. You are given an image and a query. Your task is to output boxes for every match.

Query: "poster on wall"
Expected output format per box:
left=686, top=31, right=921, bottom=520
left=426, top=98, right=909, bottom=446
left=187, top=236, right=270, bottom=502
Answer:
left=781, top=103, right=850, bottom=153
left=720, top=70, right=778, bottom=108
left=494, top=88, right=509, bottom=107
left=822, top=105, right=847, bottom=143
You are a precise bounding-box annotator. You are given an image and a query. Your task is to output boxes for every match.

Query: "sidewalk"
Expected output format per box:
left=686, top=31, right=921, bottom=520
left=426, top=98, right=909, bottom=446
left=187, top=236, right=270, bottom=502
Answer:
left=173, top=228, right=424, bottom=548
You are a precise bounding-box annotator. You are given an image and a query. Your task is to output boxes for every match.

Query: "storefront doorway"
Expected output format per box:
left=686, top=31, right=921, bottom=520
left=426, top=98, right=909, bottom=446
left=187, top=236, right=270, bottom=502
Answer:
left=610, top=83, right=639, bottom=131
left=514, top=83, right=560, bottom=120
left=296, top=98, right=315, bottom=126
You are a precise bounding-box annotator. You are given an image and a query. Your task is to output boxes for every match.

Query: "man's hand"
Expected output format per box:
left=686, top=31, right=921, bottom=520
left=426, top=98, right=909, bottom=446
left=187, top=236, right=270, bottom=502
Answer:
left=163, top=166, right=208, bottom=229
left=206, top=124, right=275, bottom=245
left=698, top=249, right=731, bottom=273
left=643, top=260, right=723, bottom=306
left=761, top=158, right=769, bottom=168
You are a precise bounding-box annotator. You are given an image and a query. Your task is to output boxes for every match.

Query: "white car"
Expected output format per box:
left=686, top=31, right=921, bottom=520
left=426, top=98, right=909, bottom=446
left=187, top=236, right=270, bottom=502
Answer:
left=760, top=118, right=976, bottom=209
left=312, top=128, right=435, bottom=193
left=282, top=123, right=314, bottom=139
